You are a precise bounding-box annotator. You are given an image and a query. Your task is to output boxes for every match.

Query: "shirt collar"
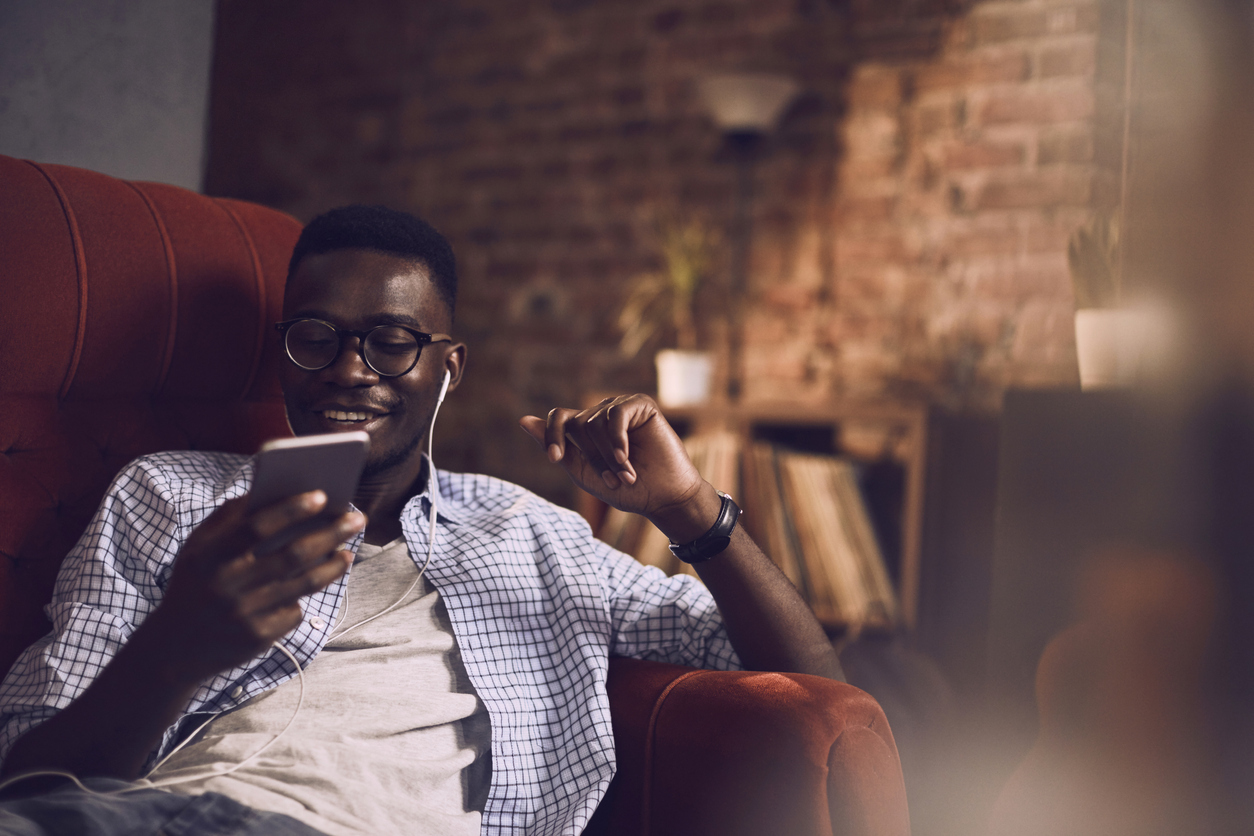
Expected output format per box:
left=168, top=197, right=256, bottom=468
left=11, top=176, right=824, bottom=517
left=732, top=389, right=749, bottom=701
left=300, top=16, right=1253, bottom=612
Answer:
left=401, top=454, right=471, bottom=527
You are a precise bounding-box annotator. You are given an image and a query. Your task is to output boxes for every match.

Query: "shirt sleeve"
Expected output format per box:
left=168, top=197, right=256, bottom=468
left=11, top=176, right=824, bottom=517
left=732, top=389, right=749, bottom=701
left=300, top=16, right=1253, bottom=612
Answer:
left=0, top=459, right=183, bottom=764
left=595, top=539, right=741, bottom=671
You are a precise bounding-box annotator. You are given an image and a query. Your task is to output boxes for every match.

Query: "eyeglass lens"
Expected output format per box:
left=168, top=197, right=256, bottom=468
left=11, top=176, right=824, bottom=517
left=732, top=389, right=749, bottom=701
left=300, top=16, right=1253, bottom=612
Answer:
left=285, top=320, right=421, bottom=376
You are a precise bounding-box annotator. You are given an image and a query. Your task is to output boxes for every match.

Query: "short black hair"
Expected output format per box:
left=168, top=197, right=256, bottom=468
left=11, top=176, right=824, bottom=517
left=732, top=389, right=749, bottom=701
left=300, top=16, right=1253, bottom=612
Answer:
left=288, top=205, right=457, bottom=317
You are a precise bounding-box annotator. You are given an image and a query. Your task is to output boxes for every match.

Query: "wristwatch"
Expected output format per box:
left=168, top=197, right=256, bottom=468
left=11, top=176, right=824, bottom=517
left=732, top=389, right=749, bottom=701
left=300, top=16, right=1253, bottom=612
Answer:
left=668, top=491, right=741, bottom=564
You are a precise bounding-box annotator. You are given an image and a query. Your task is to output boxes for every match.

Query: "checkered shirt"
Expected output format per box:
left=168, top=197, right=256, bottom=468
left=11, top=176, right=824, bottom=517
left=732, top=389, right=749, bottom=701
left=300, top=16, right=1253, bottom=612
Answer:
left=0, top=451, right=740, bottom=835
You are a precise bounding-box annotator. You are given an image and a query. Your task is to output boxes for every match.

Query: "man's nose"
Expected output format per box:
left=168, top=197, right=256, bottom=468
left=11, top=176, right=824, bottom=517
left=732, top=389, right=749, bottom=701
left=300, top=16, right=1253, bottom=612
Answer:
left=323, top=336, right=378, bottom=384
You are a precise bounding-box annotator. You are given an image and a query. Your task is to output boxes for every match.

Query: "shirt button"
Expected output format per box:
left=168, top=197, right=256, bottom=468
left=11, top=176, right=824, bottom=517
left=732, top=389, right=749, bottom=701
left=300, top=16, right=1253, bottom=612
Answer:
left=310, top=617, right=325, bottom=629
left=230, top=685, right=244, bottom=699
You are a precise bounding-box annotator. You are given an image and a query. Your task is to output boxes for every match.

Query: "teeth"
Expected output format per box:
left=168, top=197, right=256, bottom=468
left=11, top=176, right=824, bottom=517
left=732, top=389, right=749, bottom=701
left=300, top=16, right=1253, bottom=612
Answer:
left=323, top=410, right=375, bottom=422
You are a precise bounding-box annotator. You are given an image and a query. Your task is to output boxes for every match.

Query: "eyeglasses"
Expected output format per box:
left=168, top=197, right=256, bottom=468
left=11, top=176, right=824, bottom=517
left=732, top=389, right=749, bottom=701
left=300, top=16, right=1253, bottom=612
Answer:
left=275, top=318, right=452, bottom=378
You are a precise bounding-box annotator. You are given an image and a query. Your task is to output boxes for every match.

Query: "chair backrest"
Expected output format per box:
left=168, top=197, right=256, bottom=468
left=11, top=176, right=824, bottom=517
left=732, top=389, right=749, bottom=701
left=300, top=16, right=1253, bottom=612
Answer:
left=0, top=155, right=301, bottom=674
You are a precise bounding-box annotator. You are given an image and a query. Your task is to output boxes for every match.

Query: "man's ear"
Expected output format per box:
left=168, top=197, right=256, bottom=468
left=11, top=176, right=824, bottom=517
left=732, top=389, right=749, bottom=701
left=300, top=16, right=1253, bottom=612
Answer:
left=442, top=342, right=467, bottom=394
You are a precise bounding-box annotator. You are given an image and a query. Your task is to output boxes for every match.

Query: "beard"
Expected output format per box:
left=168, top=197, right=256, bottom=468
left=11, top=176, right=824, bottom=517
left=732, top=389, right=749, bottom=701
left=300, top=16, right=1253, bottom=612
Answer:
left=362, top=427, right=426, bottom=479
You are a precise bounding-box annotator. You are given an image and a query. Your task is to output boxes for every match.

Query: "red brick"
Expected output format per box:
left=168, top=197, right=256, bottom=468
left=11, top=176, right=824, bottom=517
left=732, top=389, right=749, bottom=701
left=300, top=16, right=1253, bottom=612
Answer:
left=846, top=70, right=904, bottom=111
left=973, top=170, right=1093, bottom=210
left=1038, top=127, right=1095, bottom=164
left=945, top=223, right=1022, bottom=258
left=757, top=284, right=820, bottom=314
left=971, top=8, right=1049, bottom=44
left=972, top=3, right=1098, bottom=45
left=980, top=85, right=1095, bottom=125
left=1039, top=40, right=1097, bottom=79
left=915, top=100, right=963, bottom=136
left=944, top=140, right=1027, bottom=170
left=838, top=233, right=909, bottom=264
left=913, top=52, right=1031, bottom=92
left=959, top=257, right=1071, bottom=300
left=842, top=156, right=903, bottom=181
left=838, top=196, right=899, bottom=222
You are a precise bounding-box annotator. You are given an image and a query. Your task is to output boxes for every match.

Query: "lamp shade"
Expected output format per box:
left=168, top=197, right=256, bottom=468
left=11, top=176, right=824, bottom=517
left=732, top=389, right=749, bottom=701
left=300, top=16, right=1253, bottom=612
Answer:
left=697, top=72, right=800, bottom=134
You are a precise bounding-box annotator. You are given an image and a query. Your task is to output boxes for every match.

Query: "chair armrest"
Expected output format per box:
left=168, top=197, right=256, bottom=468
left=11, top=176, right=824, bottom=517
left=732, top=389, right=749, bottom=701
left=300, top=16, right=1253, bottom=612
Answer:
left=589, top=657, right=910, bottom=836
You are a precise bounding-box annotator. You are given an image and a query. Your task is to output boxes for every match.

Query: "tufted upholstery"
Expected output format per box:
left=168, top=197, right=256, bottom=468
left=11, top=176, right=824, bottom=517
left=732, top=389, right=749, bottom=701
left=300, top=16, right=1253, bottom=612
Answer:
left=0, top=154, right=299, bottom=675
left=0, top=155, right=909, bottom=835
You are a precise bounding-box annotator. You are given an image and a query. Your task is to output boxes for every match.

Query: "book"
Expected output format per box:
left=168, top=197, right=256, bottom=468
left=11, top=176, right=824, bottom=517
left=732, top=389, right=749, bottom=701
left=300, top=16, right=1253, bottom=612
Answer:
left=594, top=431, right=899, bottom=629
left=740, top=443, right=810, bottom=598
left=775, top=450, right=898, bottom=627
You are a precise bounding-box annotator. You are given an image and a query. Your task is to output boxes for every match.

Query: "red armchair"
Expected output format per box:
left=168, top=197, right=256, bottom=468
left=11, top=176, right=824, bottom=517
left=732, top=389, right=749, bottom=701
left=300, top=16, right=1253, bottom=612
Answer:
left=0, top=154, right=909, bottom=835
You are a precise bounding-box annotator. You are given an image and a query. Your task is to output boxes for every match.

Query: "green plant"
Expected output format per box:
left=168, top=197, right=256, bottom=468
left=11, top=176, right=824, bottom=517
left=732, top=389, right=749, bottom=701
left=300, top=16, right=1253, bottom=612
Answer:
left=617, top=219, right=717, bottom=357
left=1068, top=213, right=1122, bottom=309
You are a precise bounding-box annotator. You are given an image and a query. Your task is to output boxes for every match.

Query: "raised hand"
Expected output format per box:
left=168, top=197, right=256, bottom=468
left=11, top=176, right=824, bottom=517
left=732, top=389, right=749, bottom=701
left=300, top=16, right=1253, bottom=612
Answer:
left=143, top=490, right=365, bottom=686
left=520, top=394, right=722, bottom=543
left=521, top=394, right=844, bottom=680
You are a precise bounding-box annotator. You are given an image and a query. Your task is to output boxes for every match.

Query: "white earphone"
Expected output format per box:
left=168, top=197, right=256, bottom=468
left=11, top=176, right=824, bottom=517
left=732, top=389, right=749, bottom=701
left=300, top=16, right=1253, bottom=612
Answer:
left=437, top=367, right=451, bottom=406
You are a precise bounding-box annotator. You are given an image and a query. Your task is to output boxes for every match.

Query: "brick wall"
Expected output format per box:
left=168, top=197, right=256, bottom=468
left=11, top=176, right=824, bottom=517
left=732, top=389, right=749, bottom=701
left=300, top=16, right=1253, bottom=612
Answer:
left=823, top=0, right=1103, bottom=412
left=207, top=0, right=1104, bottom=504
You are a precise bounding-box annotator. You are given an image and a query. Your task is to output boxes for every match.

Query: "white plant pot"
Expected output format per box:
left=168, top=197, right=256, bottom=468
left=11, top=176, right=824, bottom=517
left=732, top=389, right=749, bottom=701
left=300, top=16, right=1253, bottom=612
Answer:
left=655, top=349, right=714, bottom=408
left=1075, top=309, right=1123, bottom=390
left=1075, top=307, right=1176, bottom=390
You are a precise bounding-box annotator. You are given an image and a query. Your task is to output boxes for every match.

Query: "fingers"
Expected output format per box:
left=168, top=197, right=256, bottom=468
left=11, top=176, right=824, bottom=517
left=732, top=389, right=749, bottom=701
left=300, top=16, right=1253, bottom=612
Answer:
left=240, top=549, right=354, bottom=622
left=247, top=490, right=333, bottom=546
left=522, top=397, right=659, bottom=494
left=212, top=546, right=352, bottom=657
left=193, top=491, right=331, bottom=567
left=593, top=400, right=638, bottom=485
left=225, top=511, right=365, bottom=593
left=573, top=405, right=623, bottom=489
left=544, top=407, right=582, bottom=463
left=518, top=415, right=546, bottom=448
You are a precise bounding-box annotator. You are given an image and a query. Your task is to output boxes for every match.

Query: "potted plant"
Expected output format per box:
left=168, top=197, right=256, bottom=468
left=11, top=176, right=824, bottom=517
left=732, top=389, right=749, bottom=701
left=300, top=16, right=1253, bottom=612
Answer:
left=618, top=219, right=719, bottom=407
left=1069, top=213, right=1127, bottom=389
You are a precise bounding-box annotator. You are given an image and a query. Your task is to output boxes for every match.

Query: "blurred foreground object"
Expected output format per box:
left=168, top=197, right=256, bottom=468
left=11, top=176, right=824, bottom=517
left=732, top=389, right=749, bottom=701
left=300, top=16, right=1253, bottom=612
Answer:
left=989, top=551, right=1217, bottom=836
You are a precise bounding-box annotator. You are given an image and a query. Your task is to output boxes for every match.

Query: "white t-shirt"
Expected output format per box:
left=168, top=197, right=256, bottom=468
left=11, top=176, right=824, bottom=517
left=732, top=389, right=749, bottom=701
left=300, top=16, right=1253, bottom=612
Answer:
left=150, top=537, right=491, bottom=836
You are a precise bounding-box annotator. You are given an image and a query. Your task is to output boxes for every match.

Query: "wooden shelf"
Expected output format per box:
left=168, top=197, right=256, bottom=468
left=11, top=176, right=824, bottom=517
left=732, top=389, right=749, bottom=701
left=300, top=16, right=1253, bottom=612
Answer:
left=580, top=395, right=929, bottom=631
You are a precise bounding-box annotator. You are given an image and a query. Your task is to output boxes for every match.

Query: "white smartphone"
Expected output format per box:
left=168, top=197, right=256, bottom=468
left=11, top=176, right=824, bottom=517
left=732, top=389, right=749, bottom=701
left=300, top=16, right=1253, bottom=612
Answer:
left=248, top=431, right=370, bottom=555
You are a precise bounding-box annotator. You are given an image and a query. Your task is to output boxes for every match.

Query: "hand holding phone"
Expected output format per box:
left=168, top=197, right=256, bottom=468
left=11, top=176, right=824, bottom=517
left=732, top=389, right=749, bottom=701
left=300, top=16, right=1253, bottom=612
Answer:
left=248, top=431, right=370, bottom=555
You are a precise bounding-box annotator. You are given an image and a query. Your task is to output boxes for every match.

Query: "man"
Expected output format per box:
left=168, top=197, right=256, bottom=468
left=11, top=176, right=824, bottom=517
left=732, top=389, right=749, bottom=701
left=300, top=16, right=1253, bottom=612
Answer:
left=0, top=206, right=840, bottom=835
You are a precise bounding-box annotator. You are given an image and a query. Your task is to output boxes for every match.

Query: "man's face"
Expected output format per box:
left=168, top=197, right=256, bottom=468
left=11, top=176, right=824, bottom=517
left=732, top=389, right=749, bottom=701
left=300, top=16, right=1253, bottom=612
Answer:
left=279, top=247, right=463, bottom=478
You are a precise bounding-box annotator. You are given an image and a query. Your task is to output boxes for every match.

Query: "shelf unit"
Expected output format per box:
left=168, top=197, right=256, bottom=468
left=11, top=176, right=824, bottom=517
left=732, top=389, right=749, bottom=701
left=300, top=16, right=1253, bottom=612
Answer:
left=578, top=397, right=929, bottom=631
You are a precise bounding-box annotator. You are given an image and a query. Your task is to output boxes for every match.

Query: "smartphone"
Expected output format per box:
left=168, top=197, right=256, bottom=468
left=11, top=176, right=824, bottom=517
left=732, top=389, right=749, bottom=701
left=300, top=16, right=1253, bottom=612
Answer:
left=248, top=431, right=370, bottom=555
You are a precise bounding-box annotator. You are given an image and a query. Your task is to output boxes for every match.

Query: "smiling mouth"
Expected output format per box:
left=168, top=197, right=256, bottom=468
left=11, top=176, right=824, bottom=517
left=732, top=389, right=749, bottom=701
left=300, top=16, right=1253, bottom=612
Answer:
left=322, top=410, right=383, bottom=423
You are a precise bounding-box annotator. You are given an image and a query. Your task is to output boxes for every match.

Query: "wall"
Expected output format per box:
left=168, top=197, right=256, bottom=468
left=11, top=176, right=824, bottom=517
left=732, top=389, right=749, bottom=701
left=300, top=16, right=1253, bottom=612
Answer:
left=206, top=0, right=1102, bottom=505
left=830, top=0, right=1103, bottom=411
left=0, top=0, right=215, bottom=190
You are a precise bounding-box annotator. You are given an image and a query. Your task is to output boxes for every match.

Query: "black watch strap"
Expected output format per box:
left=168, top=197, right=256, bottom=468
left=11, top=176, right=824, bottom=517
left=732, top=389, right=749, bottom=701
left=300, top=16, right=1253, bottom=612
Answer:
left=668, top=492, right=741, bottom=564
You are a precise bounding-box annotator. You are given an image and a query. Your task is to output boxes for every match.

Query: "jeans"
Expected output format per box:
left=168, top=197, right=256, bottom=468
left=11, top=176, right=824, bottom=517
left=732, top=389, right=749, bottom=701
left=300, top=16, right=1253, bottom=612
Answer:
left=0, top=778, right=328, bottom=835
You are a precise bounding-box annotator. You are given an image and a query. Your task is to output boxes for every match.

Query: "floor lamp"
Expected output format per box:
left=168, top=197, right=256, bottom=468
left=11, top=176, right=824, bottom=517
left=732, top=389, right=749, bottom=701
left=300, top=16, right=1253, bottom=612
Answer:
left=697, top=72, right=800, bottom=401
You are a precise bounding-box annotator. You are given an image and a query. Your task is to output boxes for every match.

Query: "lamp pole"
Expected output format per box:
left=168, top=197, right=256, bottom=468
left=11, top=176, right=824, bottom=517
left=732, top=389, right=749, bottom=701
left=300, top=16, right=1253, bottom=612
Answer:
left=726, top=131, right=763, bottom=402
left=696, top=73, right=799, bottom=404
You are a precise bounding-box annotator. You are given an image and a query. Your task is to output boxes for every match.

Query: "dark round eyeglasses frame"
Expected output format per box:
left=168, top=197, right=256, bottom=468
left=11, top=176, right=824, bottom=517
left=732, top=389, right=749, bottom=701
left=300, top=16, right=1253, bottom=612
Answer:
left=275, top=318, right=452, bottom=378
